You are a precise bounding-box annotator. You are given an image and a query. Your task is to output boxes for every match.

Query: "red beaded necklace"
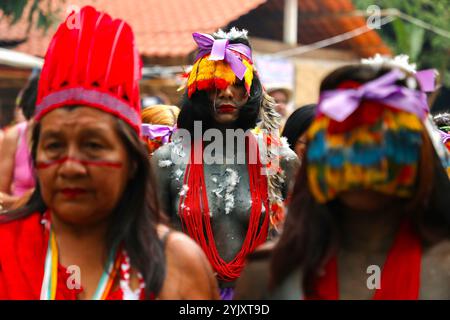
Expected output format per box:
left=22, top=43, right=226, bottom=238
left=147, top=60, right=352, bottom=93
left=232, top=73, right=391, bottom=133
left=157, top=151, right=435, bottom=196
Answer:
left=178, top=134, right=270, bottom=282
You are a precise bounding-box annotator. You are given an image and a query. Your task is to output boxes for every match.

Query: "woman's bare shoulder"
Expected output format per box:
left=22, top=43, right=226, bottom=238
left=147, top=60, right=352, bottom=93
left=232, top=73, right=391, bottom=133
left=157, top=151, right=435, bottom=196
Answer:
left=156, top=224, right=220, bottom=300
left=423, top=240, right=450, bottom=269
left=421, top=239, right=450, bottom=299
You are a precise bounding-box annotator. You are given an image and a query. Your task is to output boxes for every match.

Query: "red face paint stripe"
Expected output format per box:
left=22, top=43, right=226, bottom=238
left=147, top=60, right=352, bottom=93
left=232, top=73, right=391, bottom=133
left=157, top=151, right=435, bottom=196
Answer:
left=36, top=157, right=68, bottom=169
left=80, top=160, right=123, bottom=168
left=36, top=157, right=123, bottom=169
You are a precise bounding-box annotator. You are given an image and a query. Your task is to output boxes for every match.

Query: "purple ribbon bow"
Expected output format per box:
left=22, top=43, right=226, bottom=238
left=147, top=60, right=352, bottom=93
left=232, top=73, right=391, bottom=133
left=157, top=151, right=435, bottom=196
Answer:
left=318, top=69, right=429, bottom=122
left=141, top=124, right=176, bottom=144
left=192, top=32, right=253, bottom=80
left=416, top=69, right=437, bottom=93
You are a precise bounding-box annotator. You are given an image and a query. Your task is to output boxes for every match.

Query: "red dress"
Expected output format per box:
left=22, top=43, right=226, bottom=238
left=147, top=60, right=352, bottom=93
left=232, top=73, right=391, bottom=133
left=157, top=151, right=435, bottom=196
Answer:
left=0, top=212, right=148, bottom=300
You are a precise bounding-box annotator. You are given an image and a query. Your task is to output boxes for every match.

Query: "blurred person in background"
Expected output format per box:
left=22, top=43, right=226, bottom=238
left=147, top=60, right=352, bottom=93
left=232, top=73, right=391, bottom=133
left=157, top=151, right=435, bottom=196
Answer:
left=141, top=104, right=180, bottom=154
left=266, top=86, right=293, bottom=129
left=0, top=74, right=38, bottom=210
left=281, top=104, right=316, bottom=160
left=235, top=63, right=450, bottom=300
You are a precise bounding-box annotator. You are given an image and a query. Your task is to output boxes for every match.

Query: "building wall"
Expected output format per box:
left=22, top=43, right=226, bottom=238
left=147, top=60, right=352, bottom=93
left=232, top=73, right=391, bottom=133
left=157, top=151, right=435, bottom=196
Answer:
left=250, top=37, right=359, bottom=110
left=0, top=67, right=30, bottom=128
left=294, top=57, right=354, bottom=108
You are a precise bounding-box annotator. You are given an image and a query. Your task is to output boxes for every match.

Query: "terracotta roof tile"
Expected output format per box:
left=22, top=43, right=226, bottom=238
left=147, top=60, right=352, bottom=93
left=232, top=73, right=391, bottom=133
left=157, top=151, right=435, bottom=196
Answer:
left=230, top=0, right=391, bottom=58
left=0, top=0, right=266, bottom=58
left=299, top=0, right=391, bottom=57
left=1, top=0, right=390, bottom=61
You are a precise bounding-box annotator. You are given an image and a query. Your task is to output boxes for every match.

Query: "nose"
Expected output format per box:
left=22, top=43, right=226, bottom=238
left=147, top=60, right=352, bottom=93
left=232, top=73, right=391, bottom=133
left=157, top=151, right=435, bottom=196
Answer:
left=217, top=86, right=234, bottom=100
left=58, top=148, right=88, bottom=179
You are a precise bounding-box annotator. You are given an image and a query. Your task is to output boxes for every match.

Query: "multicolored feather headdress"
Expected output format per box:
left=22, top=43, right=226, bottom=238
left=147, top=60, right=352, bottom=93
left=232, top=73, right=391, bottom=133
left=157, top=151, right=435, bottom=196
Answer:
left=306, top=68, right=430, bottom=203
left=187, top=28, right=254, bottom=98
left=361, top=54, right=450, bottom=176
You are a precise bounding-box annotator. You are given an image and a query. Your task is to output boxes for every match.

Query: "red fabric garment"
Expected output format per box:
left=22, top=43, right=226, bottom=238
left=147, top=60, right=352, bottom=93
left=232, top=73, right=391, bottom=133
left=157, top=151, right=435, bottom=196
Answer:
left=0, top=212, right=149, bottom=300
left=0, top=213, right=46, bottom=299
left=307, top=220, right=422, bottom=300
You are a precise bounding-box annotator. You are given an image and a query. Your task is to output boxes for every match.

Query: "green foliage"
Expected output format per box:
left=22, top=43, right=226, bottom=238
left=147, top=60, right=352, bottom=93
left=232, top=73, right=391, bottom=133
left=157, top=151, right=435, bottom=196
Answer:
left=354, top=0, right=450, bottom=86
left=0, top=0, right=64, bottom=33
left=0, top=0, right=29, bottom=23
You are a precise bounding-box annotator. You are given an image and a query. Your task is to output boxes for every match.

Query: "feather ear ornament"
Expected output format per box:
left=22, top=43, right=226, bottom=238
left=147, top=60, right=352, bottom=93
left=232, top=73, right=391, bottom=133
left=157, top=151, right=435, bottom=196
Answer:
left=257, top=91, right=286, bottom=232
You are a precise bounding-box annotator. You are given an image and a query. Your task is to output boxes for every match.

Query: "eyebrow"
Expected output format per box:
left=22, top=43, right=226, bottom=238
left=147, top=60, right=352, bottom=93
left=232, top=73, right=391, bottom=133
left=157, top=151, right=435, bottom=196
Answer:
left=40, top=130, right=63, bottom=140
left=40, top=126, right=113, bottom=140
left=78, top=126, right=112, bottom=137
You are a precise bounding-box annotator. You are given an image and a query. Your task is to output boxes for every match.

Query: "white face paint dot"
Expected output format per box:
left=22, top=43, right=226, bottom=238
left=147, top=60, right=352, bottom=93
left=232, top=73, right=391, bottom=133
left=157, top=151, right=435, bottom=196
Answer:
left=158, top=160, right=173, bottom=168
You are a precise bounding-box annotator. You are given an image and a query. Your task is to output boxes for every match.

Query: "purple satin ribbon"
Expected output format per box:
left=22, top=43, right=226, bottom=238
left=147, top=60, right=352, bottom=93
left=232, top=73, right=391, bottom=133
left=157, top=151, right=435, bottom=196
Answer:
left=416, top=69, right=437, bottom=93
left=141, top=124, right=176, bottom=144
left=439, top=129, right=450, bottom=144
left=192, top=32, right=253, bottom=80
left=318, top=69, right=429, bottom=122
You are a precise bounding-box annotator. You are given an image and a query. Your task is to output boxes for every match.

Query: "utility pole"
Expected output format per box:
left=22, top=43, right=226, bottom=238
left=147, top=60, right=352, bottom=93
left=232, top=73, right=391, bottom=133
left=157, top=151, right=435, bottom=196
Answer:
left=283, top=0, right=298, bottom=45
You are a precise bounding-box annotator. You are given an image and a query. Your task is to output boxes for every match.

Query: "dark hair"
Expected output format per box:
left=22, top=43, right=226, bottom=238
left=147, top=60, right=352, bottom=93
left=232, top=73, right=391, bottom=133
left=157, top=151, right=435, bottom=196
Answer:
left=269, top=64, right=450, bottom=296
left=17, top=74, right=39, bottom=120
left=177, top=37, right=262, bottom=133
left=281, top=104, right=316, bottom=149
left=0, top=107, right=167, bottom=298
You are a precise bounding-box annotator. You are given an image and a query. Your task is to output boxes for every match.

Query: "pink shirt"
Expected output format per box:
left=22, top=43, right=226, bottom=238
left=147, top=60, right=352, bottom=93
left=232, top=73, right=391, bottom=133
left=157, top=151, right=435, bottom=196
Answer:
left=12, top=122, right=35, bottom=196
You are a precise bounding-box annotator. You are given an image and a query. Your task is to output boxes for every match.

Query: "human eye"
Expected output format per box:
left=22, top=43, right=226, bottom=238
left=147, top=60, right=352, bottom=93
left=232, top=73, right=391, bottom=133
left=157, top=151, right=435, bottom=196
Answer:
left=40, top=138, right=65, bottom=159
left=233, top=79, right=245, bottom=87
left=44, top=140, right=63, bottom=151
left=84, top=140, right=106, bottom=151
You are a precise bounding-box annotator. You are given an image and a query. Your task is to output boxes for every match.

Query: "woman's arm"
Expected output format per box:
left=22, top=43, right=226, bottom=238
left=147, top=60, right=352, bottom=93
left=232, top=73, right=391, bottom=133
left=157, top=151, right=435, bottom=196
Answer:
left=151, top=145, right=174, bottom=217
left=279, top=145, right=300, bottom=199
left=0, top=127, right=20, bottom=209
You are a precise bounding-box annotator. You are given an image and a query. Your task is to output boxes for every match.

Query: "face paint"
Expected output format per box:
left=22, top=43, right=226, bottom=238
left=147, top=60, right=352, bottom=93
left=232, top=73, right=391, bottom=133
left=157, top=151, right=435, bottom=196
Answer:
left=36, top=156, right=123, bottom=170
left=36, top=107, right=133, bottom=227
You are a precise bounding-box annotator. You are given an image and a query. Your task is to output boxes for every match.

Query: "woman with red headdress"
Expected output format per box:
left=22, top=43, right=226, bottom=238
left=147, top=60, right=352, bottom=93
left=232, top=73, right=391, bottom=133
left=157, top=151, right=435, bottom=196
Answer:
left=0, top=6, right=219, bottom=300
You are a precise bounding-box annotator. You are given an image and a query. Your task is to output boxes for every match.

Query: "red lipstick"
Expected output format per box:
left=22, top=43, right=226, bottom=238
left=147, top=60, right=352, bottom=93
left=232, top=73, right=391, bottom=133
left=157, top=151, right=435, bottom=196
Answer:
left=60, top=188, right=87, bottom=198
left=217, top=104, right=237, bottom=114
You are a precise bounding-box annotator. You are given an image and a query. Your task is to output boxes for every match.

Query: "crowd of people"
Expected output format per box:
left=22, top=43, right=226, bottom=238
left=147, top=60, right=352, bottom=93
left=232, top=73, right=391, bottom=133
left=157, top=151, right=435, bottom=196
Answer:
left=0, top=6, right=449, bottom=300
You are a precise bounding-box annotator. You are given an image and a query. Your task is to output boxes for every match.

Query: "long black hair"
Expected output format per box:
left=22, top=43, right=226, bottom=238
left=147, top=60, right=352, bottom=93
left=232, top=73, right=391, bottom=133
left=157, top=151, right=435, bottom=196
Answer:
left=17, top=73, right=39, bottom=120
left=0, top=108, right=167, bottom=298
left=269, top=64, right=450, bottom=296
left=177, top=37, right=263, bottom=133
left=281, top=104, right=317, bottom=149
